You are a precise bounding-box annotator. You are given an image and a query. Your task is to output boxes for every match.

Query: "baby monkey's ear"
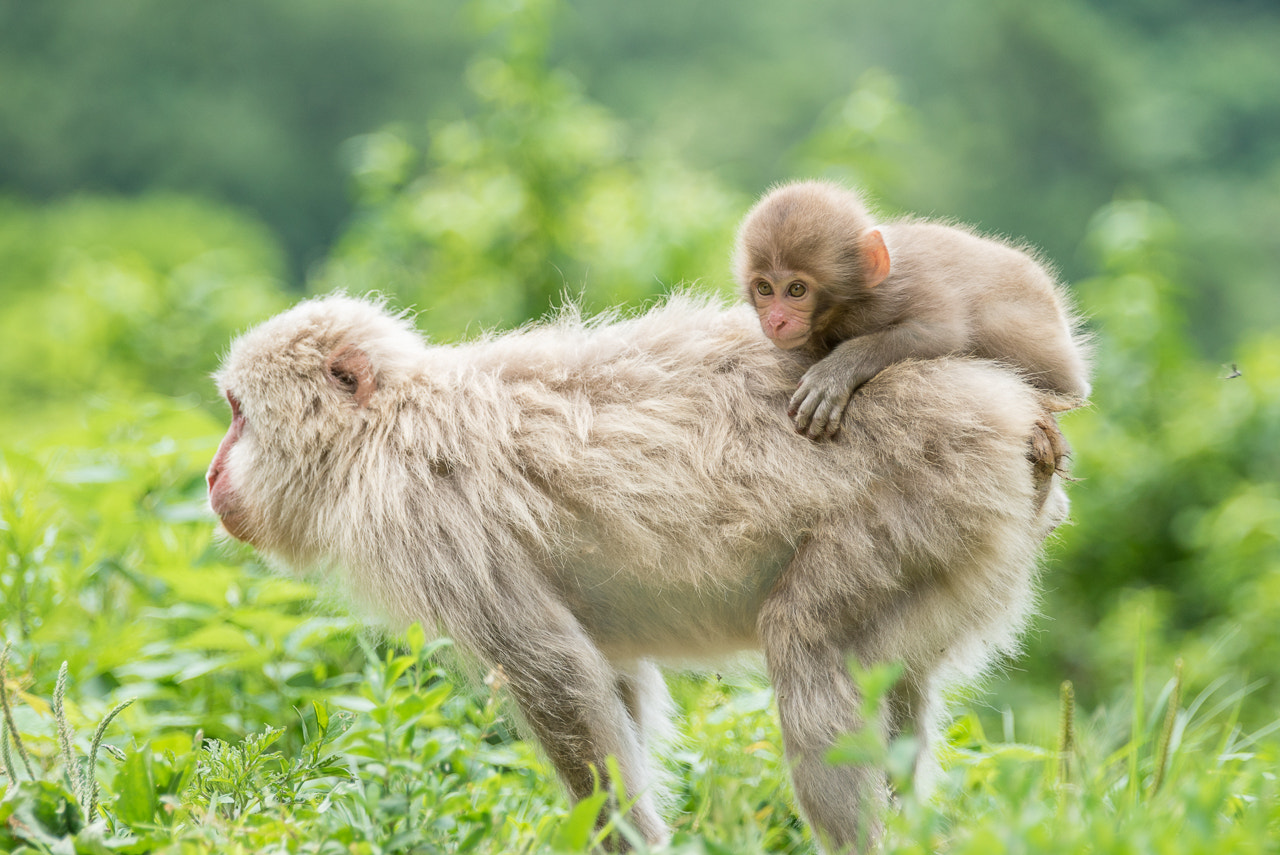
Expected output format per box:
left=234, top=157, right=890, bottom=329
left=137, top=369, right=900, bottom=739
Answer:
left=862, top=229, right=891, bottom=288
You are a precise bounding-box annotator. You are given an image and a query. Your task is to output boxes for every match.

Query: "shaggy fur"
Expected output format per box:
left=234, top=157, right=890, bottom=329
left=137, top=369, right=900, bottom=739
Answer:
left=209, top=293, right=1068, bottom=851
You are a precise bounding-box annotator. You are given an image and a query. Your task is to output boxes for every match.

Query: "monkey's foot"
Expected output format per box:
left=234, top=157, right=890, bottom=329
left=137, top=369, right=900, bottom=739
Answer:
left=1028, top=413, right=1070, bottom=485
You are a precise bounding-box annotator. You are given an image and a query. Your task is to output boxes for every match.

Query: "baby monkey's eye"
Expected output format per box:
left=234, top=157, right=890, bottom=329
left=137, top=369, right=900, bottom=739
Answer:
left=755, top=281, right=773, bottom=296
left=787, top=281, right=807, bottom=298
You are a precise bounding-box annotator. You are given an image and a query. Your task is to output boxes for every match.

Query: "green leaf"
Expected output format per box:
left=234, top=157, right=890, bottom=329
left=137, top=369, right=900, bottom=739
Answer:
left=4, top=780, right=84, bottom=847
left=312, top=701, right=330, bottom=734
left=384, top=654, right=417, bottom=686
left=111, top=746, right=160, bottom=827
left=175, top=623, right=256, bottom=654
left=403, top=622, right=427, bottom=657
left=553, top=791, right=608, bottom=851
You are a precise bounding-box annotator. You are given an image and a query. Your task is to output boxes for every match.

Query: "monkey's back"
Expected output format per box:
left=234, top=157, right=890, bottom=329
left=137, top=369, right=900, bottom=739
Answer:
left=412, top=297, right=1052, bottom=658
left=881, top=221, right=1091, bottom=401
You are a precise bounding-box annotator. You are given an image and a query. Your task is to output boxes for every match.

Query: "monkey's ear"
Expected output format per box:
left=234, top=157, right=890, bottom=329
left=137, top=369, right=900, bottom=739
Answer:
left=862, top=229, right=891, bottom=288
left=326, top=345, right=377, bottom=407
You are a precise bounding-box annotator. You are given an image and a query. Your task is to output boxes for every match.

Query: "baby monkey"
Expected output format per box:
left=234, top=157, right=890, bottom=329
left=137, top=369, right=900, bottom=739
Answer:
left=734, top=180, right=1091, bottom=438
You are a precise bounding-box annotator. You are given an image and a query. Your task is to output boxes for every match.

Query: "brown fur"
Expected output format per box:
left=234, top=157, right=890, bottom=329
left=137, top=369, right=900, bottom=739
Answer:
left=209, top=293, right=1068, bottom=851
left=734, top=180, right=1092, bottom=438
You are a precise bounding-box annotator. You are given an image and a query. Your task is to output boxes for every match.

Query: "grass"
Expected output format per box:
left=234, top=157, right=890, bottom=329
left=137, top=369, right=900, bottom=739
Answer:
left=1, top=402, right=1277, bottom=853
left=2, top=640, right=1277, bottom=854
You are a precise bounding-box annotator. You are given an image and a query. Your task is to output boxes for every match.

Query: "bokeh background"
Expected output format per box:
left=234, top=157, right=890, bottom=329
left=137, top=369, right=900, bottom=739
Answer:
left=2, top=0, right=1279, bottom=846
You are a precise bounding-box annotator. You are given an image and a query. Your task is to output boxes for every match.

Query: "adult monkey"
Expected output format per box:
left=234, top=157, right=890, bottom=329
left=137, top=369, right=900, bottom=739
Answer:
left=208, top=294, right=1070, bottom=851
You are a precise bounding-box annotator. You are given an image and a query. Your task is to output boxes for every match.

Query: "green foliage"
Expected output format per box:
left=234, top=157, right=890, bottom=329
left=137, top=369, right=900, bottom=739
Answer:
left=0, top=196, right=289, bottom=421
left=0, top=0, right=475, bottom=270
left=6, top=607, right=1278, bottom=852
left=6, top=0, right=1280, bottom=342
left=1027, top=199, right=1280, bottom=718
left=321, top=0, right=740, bottom=338
left=905, top=661, right=1280, bottom=855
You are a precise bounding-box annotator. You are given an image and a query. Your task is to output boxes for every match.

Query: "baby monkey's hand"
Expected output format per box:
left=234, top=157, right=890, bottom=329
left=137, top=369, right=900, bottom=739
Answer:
left=789, top=358, right=872, bottom=439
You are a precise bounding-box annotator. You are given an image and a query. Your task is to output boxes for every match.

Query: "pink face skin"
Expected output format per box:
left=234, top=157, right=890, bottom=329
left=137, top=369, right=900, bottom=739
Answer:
left=750, top=273, right=818, bottom=350
left=206, top=391, right=253, bottom=542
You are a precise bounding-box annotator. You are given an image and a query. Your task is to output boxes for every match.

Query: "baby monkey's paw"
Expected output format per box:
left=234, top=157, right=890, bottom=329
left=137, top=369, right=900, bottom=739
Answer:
left=789, top=361, right=865, bottom=440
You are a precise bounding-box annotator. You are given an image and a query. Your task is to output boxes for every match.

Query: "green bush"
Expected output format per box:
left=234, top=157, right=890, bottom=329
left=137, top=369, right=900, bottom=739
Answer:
left=1026, top=201, right=1280, bottom=720
left=0, top=195, right=288, bottom=419
left=318, top=0, right=741, bottom=339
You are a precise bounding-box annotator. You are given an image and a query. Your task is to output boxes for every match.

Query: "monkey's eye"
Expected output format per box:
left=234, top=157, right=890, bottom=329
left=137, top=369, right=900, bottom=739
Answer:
left=330, top=366, right=359, bottom=394
left=755, top=281, right=773, bottom=296
left=787, top=281, right=807, bottom=298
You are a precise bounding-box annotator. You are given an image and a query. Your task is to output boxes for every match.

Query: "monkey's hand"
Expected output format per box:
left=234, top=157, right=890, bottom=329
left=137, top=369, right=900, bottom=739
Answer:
left=789, top=359, right=870, bottom=439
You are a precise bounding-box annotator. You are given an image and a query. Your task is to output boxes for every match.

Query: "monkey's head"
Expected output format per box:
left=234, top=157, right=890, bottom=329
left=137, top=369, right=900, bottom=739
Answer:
left=207, top=295, right=427, bottom=559
left=733, top=180, right=890, bottom=353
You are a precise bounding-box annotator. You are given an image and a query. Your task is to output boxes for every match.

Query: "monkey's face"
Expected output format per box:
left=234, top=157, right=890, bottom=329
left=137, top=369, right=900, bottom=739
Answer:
left=748, top=271, right=819, bottom=350
left=207, top=389, right=254, bottom=542
left=207, top=296, right=420, bottom=558
left=206, top=371, right=339, bottom=555
left=208, top=351, right=379, bottom=554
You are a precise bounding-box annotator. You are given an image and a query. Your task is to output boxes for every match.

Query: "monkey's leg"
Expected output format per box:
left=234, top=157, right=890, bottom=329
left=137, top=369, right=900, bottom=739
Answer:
left=617, top=660, right=673, bottom=759
left=758, top=553, right=890, bottom=852
left=615, top=661, right=674, bottom=831
left=462, top=583, right=669, bottom=847
left=884, top=673, right=942, bottom=794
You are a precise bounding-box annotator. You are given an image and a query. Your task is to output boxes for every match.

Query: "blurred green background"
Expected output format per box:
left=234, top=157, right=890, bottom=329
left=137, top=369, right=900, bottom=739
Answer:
left=3, top=0, right=1279, bottom=741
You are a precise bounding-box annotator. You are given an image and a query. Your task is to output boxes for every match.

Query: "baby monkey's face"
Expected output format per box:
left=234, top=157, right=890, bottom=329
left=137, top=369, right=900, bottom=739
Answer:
left=749, top=270, right=819, bottom=350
